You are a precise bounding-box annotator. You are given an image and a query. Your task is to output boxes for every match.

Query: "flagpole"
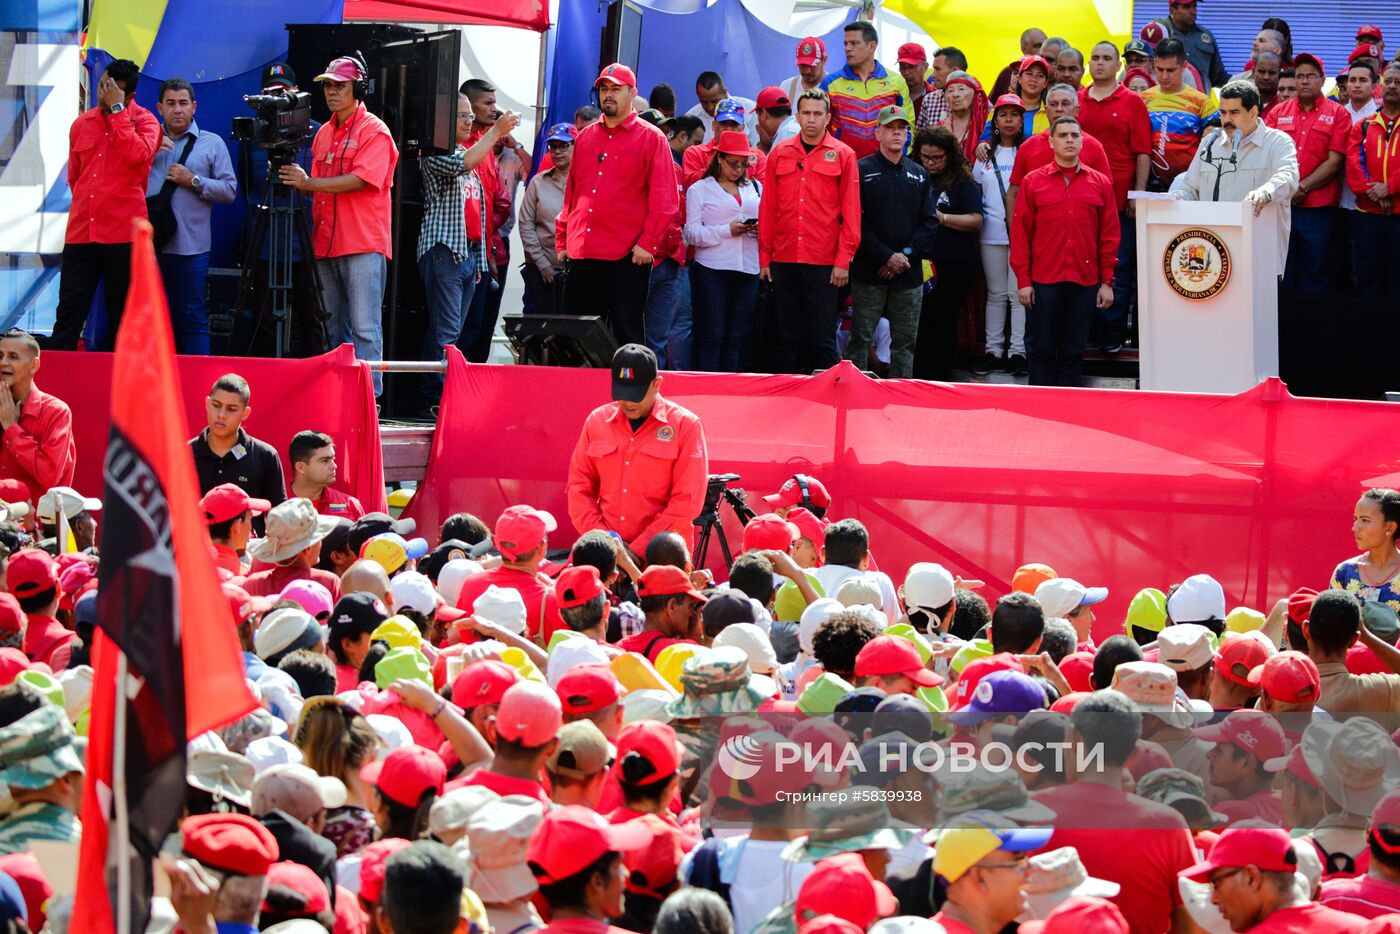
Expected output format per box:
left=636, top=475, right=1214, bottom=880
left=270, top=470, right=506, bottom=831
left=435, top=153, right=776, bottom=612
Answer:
left=113, top=649, right=131, bottom=934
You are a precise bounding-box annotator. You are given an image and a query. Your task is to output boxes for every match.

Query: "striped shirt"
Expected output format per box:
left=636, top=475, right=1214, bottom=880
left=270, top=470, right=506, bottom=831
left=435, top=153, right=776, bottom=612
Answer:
left=1142, top=85, right=1218, bottom=188
left=418, top=144, right=489, bottom=272
left=821, top=63, right=912, bottom=159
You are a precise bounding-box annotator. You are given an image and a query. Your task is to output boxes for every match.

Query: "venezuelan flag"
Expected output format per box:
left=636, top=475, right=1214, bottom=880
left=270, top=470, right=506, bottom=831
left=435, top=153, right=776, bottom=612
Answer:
left=83, top=0, right=167, bottom=68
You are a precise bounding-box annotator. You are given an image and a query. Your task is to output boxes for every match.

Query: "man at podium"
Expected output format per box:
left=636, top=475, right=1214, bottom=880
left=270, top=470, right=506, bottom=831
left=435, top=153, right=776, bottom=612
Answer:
left=1171, top=81, right=1299, bottom=271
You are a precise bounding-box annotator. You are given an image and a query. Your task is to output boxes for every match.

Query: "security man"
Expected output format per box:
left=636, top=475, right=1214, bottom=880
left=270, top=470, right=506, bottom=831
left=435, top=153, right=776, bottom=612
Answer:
left=566, top=344, right=709, bottom=559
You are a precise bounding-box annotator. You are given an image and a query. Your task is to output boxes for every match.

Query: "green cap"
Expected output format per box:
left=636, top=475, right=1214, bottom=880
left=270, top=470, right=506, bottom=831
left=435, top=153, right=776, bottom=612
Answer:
left=876, top=104, right=908, bottom=126
left=774, top=574, right=825, bottom=623
left=885, top=623, right=933, bottom=664
left=1126, top=588, right=1168, bottom=635
left=0, top=703, right=84, bottom=789
left=374, top=646, right=433, bottom=690
left=15, top=671, right=64, bottom=710
left=915, top=684, right=949, bottom=713
left=796, top=672, right=854, bottom=714
left=950, top=639, right=993, bottom=675
left=781, top=797, right=912, bottom=861
left=940, top=766, right=1057, bottom=823
left=1363, top=601, right=1400, bottom=642
left=548, top=629, right=588, bottom=654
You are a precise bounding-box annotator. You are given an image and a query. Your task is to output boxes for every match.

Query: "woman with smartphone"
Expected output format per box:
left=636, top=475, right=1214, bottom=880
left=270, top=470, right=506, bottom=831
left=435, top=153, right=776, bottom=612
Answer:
left=683, top=131, right=763, bottom=372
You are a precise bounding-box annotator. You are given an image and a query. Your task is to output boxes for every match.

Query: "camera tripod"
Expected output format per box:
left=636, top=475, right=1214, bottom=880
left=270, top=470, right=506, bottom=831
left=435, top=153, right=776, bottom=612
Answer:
left=694, top=473, right=757, bottom=571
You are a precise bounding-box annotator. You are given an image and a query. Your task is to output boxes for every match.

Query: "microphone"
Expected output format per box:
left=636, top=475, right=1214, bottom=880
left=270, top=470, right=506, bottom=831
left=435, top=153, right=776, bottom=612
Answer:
left=1229, top=129, right=1242, bottom=164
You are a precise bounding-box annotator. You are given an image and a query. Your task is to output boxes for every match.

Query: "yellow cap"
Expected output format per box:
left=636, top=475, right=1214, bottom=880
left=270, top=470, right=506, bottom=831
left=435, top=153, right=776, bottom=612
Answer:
left=500, top=646, right=546, bottom=684
left=370, top=615, right=422, bottom=649
left=933, top=825, right=1051, bottom=882
left=610, top=652, right=679, bottom=697
left=361, top=537, right=409, bottom=575
left=654, top=643, right=702, bottom=692
left=1125, top=588, right=1168, bottom=635
left=1225, top=606, right=1265, bottom=634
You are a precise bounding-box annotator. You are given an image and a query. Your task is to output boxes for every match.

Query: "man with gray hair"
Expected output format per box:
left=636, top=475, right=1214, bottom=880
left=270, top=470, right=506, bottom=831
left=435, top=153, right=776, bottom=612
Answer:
left=1234, top=29, right=1287, bottom=82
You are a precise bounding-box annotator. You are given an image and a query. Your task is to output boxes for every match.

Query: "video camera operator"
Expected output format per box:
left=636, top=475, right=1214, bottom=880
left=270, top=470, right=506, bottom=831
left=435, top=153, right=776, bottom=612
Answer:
left=278, top=55, right=399, bottom=397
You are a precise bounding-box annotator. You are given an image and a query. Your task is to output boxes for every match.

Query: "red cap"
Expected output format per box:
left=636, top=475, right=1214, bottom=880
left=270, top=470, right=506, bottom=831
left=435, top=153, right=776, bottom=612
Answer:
left=795, top=37, right=826, bottom=66
left=359, top=838, right=412, bottom=904
left=181, top=813, right=280, bottom=876
left=786, top=507, right=828, bottom=549
left=854, top=636, right=943, bottom=687
left=1050, top=691, right=1090, bottom=713
left=496, top=680, right=564, bottom=746
left=0, top=595, right=23, bottom=637
left=0, top=649, right=27, bottom=687
left=743, top=513, right=799, bottom=553
left=5, top=549, right=56, bottom=599
left=951, top=652, right=1021, bottom=708
left=1020, top=897, right=1129, bottom=934
left=201, top=483, right=271, bottom=525
left=557, top=565, right=606, bottom=608
left=0, top=852, right=53, bottom=933
left=1372, top=787, right=1400, bottom=833
left=756, top=86, right=792, bottom=111
left=527, top=804, right=652, bottom=885
left=1019, top=54, right=1051, bottom=74
left=1266, top=742, right=1319, bottom=787
left=614, top=720, right=682, bottom=785
left=795, top=852, right=898, bottom=928
left=264, top=861, right=330, bottom=914
left=993, top=93, right=1027, bottom=113
left=1181, top=827, right=1296, bottom=881
left=1248, top=650, right=1319, bottom=704
left=1352, top=44, right=1383, bottom=64
left=359, top=745, right=447, bottom=808
left=764, top=474, right=830, bottom=510
left=798, top=918, right=865, bottom=934
left=896, top=42, right=927, bottom=65
left=0, top=480, right=30, bottom=506
left=556, top=664, right=622, bottom=715
left=1358, top=25, right=1384, bottom=41
left=1195, top=709, right=1286, bottom=762
left=1215, top=635, right=1271, bottom=687
left=1058, top=652, right=1094, bottom=693
left=1292, top=52, right=1325, bottom=74
left=451, top=659, right=520, bottom=708
left=622, top=813, right=689, bottom=896
left=637, top=565, right=707, bottom=602
left=595, top=62, right=637, bottom=88
left=223, top=582, right=270, bottom=626
left=1287, top=587, right=1318, bottom=625
left=495, top=505, right=557, bottom=561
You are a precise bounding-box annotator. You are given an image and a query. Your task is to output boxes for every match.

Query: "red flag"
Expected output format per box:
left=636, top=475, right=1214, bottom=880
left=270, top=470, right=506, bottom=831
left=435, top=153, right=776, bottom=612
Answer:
left=73, top=221, right=258, bottom=933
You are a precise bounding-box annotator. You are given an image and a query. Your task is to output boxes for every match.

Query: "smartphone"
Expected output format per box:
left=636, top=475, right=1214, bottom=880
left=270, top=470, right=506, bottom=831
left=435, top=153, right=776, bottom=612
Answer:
left=741, top=217, right=758, bottom=227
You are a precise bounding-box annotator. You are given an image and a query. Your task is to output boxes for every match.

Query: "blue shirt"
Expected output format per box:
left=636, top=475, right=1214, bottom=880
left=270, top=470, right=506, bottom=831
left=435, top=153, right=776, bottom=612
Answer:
left=146, top=120, right=237, bottom=255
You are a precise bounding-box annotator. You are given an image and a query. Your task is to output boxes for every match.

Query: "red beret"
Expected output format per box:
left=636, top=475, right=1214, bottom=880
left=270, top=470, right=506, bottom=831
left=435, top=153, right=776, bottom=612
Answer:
left=181, top=813, right=279, bottom=876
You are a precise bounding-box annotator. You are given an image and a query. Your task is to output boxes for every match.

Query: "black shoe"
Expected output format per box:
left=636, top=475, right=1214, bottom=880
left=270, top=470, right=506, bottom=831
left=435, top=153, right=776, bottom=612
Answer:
left=972, top=352, right=999, bottom=376
left=1103, top=341, right=1124, bottom=355
left=1008, top=353, right=1028, bottom=377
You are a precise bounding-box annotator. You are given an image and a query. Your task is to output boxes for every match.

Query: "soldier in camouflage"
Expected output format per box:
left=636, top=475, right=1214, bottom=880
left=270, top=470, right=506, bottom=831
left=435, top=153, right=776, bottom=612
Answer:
left=0, top=700, right=83, bottom=854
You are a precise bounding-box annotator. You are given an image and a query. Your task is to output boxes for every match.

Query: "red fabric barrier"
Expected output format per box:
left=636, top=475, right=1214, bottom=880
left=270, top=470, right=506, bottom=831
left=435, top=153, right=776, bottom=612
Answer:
left=405, top=349, right=1391, bottom=644
left=37, top=345, right=386, bottom=515
left=342, top=0, right=549, bottom=29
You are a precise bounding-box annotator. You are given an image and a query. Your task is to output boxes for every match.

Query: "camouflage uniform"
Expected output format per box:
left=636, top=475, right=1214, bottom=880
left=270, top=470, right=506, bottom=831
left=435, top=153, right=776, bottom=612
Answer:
left=0, top=704, right=84, bottom=853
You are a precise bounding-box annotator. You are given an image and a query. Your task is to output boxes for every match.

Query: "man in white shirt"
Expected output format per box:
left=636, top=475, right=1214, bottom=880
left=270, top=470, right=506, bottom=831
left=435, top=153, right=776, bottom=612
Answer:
left=686, top=70, right=758, bottom=144
left=811, top=518, right=899, bottom=626
left=780, top=37, right=829, bottom=106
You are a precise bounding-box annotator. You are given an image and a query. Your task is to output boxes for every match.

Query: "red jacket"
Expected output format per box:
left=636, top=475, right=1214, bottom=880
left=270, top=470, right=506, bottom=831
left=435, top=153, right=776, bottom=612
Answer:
left=1009, top=130, right=1115, bottom=200
left=0, top=387, right=75, bottom=503
left=758, top=133, right=862, bottom=269
left=23, top=615, right=75, bottom=670
left=555, top=112, right=678, bottom=261
left=566, top=395, right=708, bottom=555
left=1346, top=109, right=1400, bottom=215
left=65, top=102, right=162, bottom=244
left=1010, top=162, right=1119, bottom=289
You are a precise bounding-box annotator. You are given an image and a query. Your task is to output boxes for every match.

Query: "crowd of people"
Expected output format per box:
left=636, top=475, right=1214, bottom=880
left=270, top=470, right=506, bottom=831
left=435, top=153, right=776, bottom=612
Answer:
left=4, top=328, right=1400, bottom=933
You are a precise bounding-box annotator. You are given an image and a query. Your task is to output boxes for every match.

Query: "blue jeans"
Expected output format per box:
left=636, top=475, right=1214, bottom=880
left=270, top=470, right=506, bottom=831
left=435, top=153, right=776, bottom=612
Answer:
left=418, top=243, right=478, bottom=398
left=689, top=262, right=759, bottom=372
left=645, top=258, right=681, bottom=366
left=1026, top=281, right=1096, bottom=387
left=1101, top=210, right=1135, bottom=345
left=667, top=264, right=693, bottom=370
left=157, top=251, right=211, bottom=355
left=1283, top=207, right=1335, bottom=294
left=319, top=252, right=387, bottom=396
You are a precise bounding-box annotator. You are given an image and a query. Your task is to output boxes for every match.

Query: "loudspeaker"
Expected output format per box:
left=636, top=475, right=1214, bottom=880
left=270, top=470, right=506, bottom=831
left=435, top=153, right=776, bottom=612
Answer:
left=285, top=23, right=420, bottom=124
left=503, top=315, right=619, bottom=369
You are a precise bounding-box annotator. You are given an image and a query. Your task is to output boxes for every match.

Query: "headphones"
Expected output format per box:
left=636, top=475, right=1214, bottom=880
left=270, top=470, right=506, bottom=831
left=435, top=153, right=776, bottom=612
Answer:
left=346, top=50, right=369, bottom=100
left=793, top=473, right=814, bottom=509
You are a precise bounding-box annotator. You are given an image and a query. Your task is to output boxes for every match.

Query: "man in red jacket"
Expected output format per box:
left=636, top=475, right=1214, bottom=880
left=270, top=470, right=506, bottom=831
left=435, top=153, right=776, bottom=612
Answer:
left=0, top=330, right=74, bottom=504
left=50, top=58, right=162, bottom=350
left=1345, top=62, right=1400, bottom=296
left=758, top=89, right=861, bottom=375
left=556, top=64, right=679, bottom=347
left=1011, top=116, right=1118, bottom=387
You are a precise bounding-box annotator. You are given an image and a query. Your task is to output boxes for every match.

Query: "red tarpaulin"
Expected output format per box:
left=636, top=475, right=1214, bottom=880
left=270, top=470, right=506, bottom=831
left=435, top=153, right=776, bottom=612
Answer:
left=342, top=0, right=549, bottom=30
left=406, top=349, right=1390, bottom=645
left=40, top=345, right=387, bottom=515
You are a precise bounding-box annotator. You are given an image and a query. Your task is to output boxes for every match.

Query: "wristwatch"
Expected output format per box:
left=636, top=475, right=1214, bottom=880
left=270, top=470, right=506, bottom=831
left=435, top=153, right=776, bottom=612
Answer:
left=191, top=176, right=203, bottom=193
left=108, top=102, right=125, bottom=114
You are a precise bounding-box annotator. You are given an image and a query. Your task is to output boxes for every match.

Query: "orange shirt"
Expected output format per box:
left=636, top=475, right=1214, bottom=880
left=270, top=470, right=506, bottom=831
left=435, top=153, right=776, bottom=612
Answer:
left=65, top=102, right=163, bottom=244
left=758, top=133, right=862, bottom=269
left=310, top=103, right=399, bottom=259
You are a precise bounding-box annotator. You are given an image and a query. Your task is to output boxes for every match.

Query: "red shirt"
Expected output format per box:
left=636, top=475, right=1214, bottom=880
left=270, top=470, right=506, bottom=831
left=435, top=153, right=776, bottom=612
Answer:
left=212, top=543, right=243, bottom=579
left=310, top=103, right=399, bottom=259
left=1346, top=110, right=1400, bottom=215
left=615, top=631, right=693, bottom=663
left=238, top=564, right=342, bottom=603
left=1215, top=788, right=1284, bottom=827
left=566, top=395, right=709, bottom=555
left=555, top=112, right=678, bottom=261
left=23, top=615, right=75, bottom=670
left=680, top=139, right=768, bottom=190
left=538, top=919, right=631, bottom=934
left=1320, top=873, right=1400, bottom=918
left=0, top=387, right=76, bottom=503
left=1266, top=97, right=1350, bottom=208
left=758, top=133, right=862, bottom=269
left=448, top=767, right=550, bottom=806
left=1010, top=162, right=1119, bottom=289
left=1242, top=903, right=1366, bottom=933
left=1009, top=130, right=1115, bottom=199
left=65, top=102, right=162, bottom=244
left=454, top=565, right=563, bottom=641
left=659, top=160, right=687, bottom=268
left=310, top=487, right=365, bottom=521
left=1076, top=84, right=1152, bottom=209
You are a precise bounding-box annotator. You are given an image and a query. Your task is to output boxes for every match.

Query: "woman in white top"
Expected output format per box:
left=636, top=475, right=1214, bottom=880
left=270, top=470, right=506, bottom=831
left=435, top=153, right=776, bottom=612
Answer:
left=683, top=131, right=763, bottom=372
left=971, top=94, right=1028, bottom=377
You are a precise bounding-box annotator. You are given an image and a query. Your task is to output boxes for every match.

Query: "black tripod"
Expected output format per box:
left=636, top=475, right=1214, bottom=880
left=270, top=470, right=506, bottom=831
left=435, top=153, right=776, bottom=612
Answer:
left=694, top=473, right=757, bottom=571
left=235, top=162, right=330, bottom=357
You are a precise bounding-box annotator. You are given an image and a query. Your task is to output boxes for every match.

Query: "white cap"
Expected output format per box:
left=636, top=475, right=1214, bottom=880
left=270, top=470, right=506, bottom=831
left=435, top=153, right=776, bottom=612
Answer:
left=713, top=622, right=778, bottom=674
left=252, top=763, right=348, bottom=818
left=366, top=714, right=413, bottom=755
left=836, top=576, right=884, bottom=611
left=36, top=486, right=101, bottom=522
left=56, top=665, right=93, bottom=723
left=429, top=785, right=501, bottom=838
left=253, top=607, right=321, bottom=661
left=473, top=585, right=528, bottom=634
left=1168, top=574, right=1226, bottom=624
left=621, top=689, right=676, bottom=723
left=245, top=735, right=305, bottom=773
left=799, top=598, right=844, bottom=656
left=437, top=558, right=484, bottom=606
left=1157, top=623, right=1214, bottom=671
left=390, top=571, right=439, bottom=616
left=868, top=919, right=948, bottom=934
left=1035, top=578, right=1108, bottom=619
left=546, top=635, right=610, bottom=688
left=903, top=563, right=954, bottom=612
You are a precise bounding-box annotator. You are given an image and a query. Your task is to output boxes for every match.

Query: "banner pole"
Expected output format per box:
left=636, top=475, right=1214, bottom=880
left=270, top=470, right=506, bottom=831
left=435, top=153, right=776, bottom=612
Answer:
left=113, top=649, right=131, bottom=934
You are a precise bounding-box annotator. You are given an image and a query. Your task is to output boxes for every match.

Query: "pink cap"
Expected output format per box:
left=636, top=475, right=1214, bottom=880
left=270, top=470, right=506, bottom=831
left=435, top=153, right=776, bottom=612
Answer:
left=494, top=504, right=557, bottom=561
left=314, top=56, right=366, bottom=84
left=277, top=579, right=333, bottom=619
left=495, top=680, right=563, bottom=747
left=743, top=513, right=799, bottom=553
left=796, top=37, right=827, bottom=66
left=1195, top=709, right=1286, bottom=763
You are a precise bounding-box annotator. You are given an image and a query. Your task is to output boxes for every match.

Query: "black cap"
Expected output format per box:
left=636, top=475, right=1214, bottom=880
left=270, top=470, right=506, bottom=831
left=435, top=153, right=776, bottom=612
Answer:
left=262, top=62, right=297, bottom=88
left=701, top=591, right=756, bottom=634
left=611, top=343, right=658, bottom=403
left=418, top=539, right=471, bottom=582
left=347, top=512, right=416, bottom=557
left=320, top=516, right=353, bottom=555
left=328, top=592, right=390, bottom=637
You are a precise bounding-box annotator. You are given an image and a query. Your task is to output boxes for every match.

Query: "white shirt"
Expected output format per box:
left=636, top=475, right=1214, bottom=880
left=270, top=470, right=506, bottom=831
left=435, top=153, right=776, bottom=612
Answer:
left=812, top=564, right=900, bottom=626
left=1341, top=99, right=1379, bottom=211
left=773, top=114, right=800, bottom=147
left=781, top=75, right=824, bottom=106
left=973, top=143, right=1019, bottom=245
left=686, top=96, right=760, bottom=145
left=728, top=839, right=814, bottom=934
left=684, top=176, right=762, bottom=273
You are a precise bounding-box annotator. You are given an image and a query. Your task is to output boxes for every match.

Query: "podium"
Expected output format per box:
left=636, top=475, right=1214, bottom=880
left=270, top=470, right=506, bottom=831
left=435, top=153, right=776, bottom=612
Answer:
left=1135, top=198, right=1280, bottom=393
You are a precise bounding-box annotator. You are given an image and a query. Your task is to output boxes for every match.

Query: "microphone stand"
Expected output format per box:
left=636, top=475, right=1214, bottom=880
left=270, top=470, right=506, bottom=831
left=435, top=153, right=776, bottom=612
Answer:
left=1202, top=129, right=1241, bottom=202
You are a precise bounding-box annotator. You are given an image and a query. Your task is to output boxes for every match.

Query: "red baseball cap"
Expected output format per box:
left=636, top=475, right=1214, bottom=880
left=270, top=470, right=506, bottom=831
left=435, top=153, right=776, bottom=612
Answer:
left=181, top=813, right=280, bottom=876
left=358, top=838, right=412, bottom=903
left=0, top=595, right=22, bottom=637
left=557, top=565, right=606, bottom=608
left=795, top=852, right=898, bottom=928
left=756, top=86, right=792, bottom=111
left=636, top=565, right=707, bottom=602
left=1248, top=650, right=1319, bottom=704
left=622, top=813, right=688, bottom=897
left=451, top=659, right=520, bottom=708
left=795, top=37, right=826, bottom=66
left=951, top=652, right=1021, bottom=708
left=0, top=648, right=29, bottom=686
left=494, top=505, right=557, bottom=561
left=595, top=62, right=637, bottom=88
left=1373, top=787, right=1400, bottom=831
left=359, top=745, right=447, bottom=808
left=1050, top=691, right=1090, bottom=713
left=1352, top=44, right=1383, bottom=64
left=1292, top=52, right=1325, bottom=74
left=1181, top=827, right=1296, bottom=881
left=1358, top=25, right=1384, bottom=42
left=264, top=861, right=330, bottom=914
left=993, top=93, right=1027, bottom=114
left=743, top=513, right=799, bottom=553
left=5, top=549, right=57, bottom=599
left=1195, top=709, right=1286, bottom=762
left=1215, top=634, right=1271, bottom=687
left=556, top=664, right=622, bottom=715
left=496, top=680, right=564, bottom=746
left=614, top=720, right=682, bottom=784
left=896, top=42, right=927, bottom=65
left=1287, top=587, right=1318, bottom=625
left=1019, top=55, right=1051, bottom=74
left=223, top=582, right=270, bottom=626
left=315, top=56, right=367, bottom=84
left=764, top=474, right=830, bottom=510
left=1058, top=651, right=1094, bottom=693
left=853, top=636, right=943, bottom=687
left=527, top=804, right=653, bottom=885
left=786, top=507, right=827, bottom=548
left=1020, top=897, right=1129, bottom=934
left=201, top=483, right=271, bottom=525
left=1264, top=741, right=1318, bottom=786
